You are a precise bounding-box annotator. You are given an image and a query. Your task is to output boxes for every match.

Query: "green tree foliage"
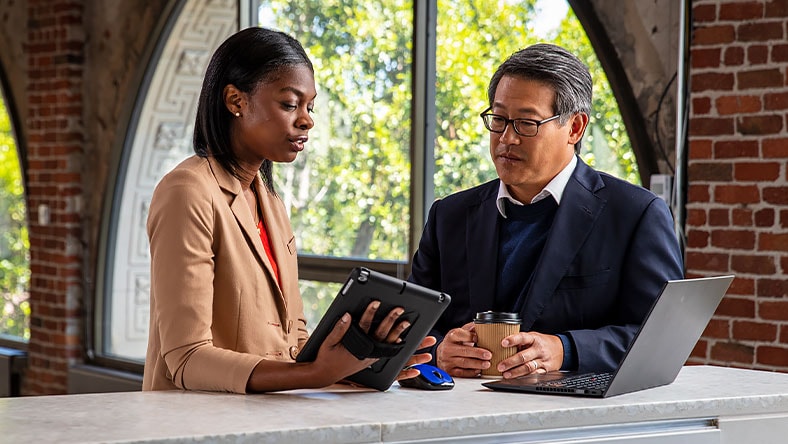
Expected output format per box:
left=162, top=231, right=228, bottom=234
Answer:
left=0, top=98, right=30, bottom=340
left=433, top=0, right=638, bottom=196
left=259, top=0, right=638, bottom=329
left=263, top=0, right=414, bottom=262
left=263, top=0, right=637, bottom=267
left=433, top=0, right=540, bottom=197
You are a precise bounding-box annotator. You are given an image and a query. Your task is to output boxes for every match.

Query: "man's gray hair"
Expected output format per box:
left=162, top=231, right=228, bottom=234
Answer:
left=487, top=43, right=593, bottom=151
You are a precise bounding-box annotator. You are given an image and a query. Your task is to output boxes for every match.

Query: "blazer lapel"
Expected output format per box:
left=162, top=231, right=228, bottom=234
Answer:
left=467, top=181, right=501, bottom=315
left=207, top=158, right=278, bottom=290
left=519, top=158, right=607, bottom=330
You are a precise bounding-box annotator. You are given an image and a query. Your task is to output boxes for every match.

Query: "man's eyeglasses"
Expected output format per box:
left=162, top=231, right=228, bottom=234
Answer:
left=480, top=107, right=560, bottom=137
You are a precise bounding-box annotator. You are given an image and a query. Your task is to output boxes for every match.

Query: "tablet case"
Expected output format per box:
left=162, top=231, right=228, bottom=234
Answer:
left=296, top=267, right=451, bottom=391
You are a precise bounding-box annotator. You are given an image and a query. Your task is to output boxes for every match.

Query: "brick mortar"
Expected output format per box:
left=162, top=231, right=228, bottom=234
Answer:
left=23, top=0, right=85, bottom=396
left=687, top=1, right=788, bottom=372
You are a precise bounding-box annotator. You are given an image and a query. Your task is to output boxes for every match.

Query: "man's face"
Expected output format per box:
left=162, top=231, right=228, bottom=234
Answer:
left=488, top=75, right=580, bottom=203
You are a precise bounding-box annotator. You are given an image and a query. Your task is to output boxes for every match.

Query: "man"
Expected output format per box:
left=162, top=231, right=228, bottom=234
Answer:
left=409, top=43, right=684, bottom=379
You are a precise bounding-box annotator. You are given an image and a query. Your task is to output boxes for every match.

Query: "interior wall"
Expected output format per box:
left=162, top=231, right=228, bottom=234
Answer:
left=80, top=0, right=175, bottom=366
left=685, top=0, right=788, bottom=370
left=572, top=0, right=683, bottom=184
left=593, top=0, right=682, bottom=174
left=4, top=0, right=175, bottom=395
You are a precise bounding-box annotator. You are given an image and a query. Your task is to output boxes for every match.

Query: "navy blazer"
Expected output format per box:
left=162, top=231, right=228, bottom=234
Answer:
left=409, top=157, right=684, bottom=372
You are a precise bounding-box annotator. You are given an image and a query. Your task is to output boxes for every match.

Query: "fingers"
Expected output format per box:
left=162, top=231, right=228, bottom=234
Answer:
left=357, top=301, right=409, bottom=343
left=381, top=313, right=409, bottom=343
left=396, top=336, right=437, bottom=381
left=396, top=366, right=421, bottom=381
left=374, top=304, right=405, bottom=340
left=499, top=351, right=547, bottom=379
left=417, top=335, right=438, bottom=350
left=497, top=332, right=565, bottom=379
left=405, top=352, right=433, bottom=368
left=325, top=312, right=352, bottom=347
left=501, top=331, right=535, bottom=348
left=497, top=349, right=532, bottom=379
left=396, top=352, right=433, bottom=381
left=446, top=326, right=476, bottom=344
left=357, top=300, right=381, bottom=333
left=436, top=328, right=492, bottom=377
left=314, top=312, right=379, bottom=383
left=312, top=310, right=411, bottom=387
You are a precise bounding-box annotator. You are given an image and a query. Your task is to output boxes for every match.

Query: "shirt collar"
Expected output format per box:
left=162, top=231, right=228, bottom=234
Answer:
left=496, top=155, right=577, bottom=218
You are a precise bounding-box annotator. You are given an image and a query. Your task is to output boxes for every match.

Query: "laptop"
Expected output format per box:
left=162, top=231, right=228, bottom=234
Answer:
left=483, top=275, right=734, bottom=398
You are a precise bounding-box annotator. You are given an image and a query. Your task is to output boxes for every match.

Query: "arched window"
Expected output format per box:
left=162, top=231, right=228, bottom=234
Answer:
left=100, top=0, right=241, bottom=362
left=98, top=0, right=640, bottom=363
left=0, top=91, right=30, bottom=342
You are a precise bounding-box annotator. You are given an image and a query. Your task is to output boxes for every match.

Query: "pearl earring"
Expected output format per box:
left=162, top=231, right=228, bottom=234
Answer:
left=234, top=112, right=241, bottom=117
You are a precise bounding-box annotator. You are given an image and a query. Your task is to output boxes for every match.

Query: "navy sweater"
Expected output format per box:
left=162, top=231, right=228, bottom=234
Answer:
left=493, top=197, right=578, bottom=370
left=494, top=197, right=558, bottom=312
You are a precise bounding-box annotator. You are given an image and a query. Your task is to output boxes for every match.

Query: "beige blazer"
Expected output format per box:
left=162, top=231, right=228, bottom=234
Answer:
left=143, top=155, right=307, bottom=393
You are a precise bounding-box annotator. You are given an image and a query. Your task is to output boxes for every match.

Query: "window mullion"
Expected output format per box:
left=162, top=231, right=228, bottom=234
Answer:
left=409, top=0, right=438, bottom=268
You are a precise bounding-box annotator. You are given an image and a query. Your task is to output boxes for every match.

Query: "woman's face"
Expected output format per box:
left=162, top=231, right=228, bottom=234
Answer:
left=229, top=64, right=317, bottom=165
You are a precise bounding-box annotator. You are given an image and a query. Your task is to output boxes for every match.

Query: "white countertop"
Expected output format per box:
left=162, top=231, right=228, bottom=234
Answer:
left=2, top=365, right=788, bottom=443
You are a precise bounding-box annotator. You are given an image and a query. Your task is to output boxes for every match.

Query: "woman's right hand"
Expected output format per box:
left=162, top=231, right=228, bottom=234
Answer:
left=246, top=302, right=409, bottom=392
left=312, top=300, right=408, bottom=385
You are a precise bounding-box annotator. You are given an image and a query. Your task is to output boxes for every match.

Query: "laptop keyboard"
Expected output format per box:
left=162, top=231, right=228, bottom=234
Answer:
left=536, top=372, right=613, bottom=390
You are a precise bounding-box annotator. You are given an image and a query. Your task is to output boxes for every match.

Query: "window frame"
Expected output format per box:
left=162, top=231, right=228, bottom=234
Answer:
left=288, top=0, right=437, bottom=284
left=92, top=0, right=654, bottom=373
left=0, top=63, right=30, bottom=346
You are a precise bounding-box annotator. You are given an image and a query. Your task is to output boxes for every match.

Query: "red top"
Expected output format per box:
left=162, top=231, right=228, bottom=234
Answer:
left=257, top=219, right=280, bottom=285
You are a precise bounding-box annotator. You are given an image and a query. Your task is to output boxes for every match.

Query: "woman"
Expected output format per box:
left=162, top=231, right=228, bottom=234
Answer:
left=143, top=27, right=433, bottom=393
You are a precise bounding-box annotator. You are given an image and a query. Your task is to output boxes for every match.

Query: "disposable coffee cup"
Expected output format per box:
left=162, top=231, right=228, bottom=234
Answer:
left=474, top=311, right=521, bottom=377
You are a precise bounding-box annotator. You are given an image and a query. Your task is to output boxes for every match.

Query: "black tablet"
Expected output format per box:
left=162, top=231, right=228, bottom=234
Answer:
left=296, top=267, right=451, bottom=391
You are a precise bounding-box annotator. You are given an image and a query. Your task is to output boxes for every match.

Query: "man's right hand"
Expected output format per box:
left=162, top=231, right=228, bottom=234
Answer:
left=435, top=322, right=492, bottom=377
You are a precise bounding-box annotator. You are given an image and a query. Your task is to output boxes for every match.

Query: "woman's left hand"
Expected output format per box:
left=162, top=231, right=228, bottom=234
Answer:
left=396, top=336, right=437, bottom=380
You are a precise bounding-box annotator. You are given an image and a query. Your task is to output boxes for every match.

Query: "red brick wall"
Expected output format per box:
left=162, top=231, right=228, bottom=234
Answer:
left=23, top=0, right=85, bottom=395
left=687, top=0, right=788, bottom=371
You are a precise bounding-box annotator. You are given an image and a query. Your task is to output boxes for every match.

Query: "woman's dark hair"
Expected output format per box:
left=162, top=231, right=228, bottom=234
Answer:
left=487, top=43, right=592, bottom=153
left=193, top=27, right=314, bottom=192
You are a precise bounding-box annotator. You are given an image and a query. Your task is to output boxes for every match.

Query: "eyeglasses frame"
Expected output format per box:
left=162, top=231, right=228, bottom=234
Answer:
left=479, top=107, right=561, bottom=137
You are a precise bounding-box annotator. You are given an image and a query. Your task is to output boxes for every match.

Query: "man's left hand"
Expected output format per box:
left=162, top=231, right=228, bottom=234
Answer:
left=496, top=332, right=564, bottom=379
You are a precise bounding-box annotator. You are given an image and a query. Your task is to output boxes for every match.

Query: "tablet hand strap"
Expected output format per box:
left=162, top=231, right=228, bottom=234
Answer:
left=342, top=322, right=404, bottom=360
